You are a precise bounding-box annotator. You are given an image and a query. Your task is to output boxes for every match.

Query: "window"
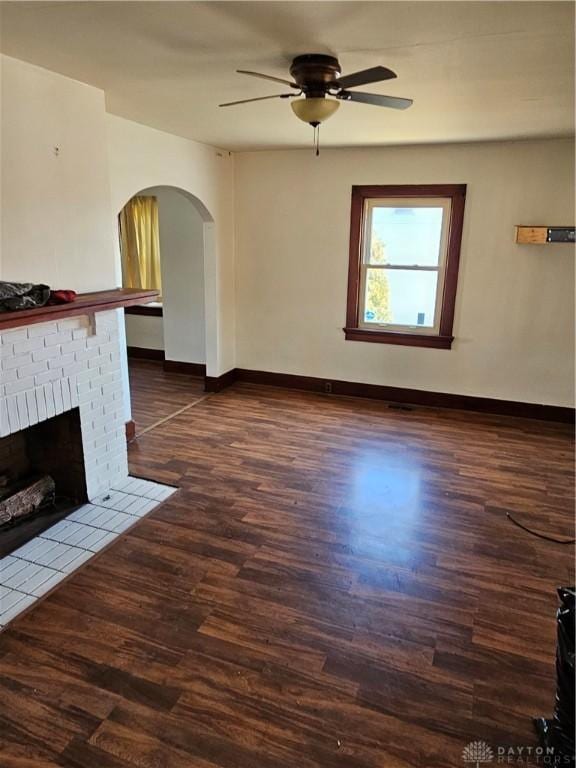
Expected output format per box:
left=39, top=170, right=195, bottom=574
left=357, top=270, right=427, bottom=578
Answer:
left=344, top=185, right=466, bottom=349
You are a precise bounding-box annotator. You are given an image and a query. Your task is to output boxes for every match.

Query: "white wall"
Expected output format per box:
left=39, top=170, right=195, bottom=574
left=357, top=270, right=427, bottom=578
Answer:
left=235, top=139, right=575, bottom=407
left=1, top=55, right=116, bottom=290
left=137, top=186, right=205, bottom=364
left=0, top=55, right=138, bottom=418
left=106, top=115, right=235, bottom=376
left=159, top=188, right=205, bottom=364
left=125, top=314, right=164, bottom=351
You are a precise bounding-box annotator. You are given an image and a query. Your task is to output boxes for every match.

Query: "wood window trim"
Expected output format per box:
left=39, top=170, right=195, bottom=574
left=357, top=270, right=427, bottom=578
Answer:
left=344, top=183, right=466, bottom=349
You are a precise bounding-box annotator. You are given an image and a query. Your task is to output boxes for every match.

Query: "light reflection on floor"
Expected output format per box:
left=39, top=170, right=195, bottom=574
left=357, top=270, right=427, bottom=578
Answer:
left=340, top=449, right=423, bottom=563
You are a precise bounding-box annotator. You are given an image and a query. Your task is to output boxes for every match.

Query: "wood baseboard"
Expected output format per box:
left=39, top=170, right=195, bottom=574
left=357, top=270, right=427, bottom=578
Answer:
left=209, top=367, right=573, bottom=424
left=204, top=369, right=238, bottom=393
left=126, top=349, right=205, bottom=377
left=163, top=360, right=206, bottom=377
left=127, top=346, right=165, bottom=361
left=125, top=420, right=136, bottom=442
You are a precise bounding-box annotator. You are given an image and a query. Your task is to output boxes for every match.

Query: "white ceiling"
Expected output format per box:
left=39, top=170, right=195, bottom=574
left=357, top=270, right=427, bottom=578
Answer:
left=1, top=1, right=574, bottom=151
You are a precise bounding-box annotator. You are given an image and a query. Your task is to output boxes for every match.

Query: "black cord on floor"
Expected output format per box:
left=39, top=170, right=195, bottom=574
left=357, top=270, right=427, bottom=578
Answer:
left=506, top=512, right=576, bottom=545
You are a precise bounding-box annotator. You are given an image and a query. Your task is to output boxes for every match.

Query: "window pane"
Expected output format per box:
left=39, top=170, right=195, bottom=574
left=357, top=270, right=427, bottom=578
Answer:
left=369, top=206, right=444, bottom=266
left=364, top=268, right=393, bottom=323
left=364, top=268, right=438, bottom=328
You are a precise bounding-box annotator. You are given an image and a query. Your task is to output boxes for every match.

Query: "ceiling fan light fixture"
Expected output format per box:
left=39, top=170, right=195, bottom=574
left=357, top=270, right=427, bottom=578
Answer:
left=226, top=56, right=412, bottom=156
left=290, top=97, right=340, bottom=125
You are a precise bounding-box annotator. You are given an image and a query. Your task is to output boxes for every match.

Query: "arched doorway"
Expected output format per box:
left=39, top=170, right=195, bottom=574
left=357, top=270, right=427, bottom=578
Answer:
left=115, top=185, right=215, bottom=435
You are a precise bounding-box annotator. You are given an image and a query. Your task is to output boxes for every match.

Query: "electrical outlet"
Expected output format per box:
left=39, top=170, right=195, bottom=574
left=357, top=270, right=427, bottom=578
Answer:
left=324, top=381, right=332, bottom=394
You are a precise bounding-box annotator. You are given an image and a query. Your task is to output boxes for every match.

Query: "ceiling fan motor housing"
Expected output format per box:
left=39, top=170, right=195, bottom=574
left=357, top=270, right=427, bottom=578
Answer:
left=289, top=54, right=341, bottom=97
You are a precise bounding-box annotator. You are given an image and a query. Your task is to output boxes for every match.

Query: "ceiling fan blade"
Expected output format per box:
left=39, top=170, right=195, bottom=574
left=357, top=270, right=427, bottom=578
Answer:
left=335, top=66, right=397, bottom=90
left=237, top=70, right=300, bottom=89
left=338, top=91, right=413, bottom=110
left=219, top=93, right=296, bottom=107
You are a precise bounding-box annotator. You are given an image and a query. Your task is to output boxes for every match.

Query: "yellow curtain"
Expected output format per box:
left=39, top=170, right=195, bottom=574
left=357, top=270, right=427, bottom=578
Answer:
left=118, top=196, right=162, bottom=296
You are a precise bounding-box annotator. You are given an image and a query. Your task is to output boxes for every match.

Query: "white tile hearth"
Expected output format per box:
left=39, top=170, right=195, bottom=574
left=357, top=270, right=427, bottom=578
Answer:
left=0, top=477, right=177, bottom=630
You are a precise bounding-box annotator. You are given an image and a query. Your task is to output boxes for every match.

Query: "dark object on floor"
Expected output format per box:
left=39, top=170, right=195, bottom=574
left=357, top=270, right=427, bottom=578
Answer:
left=0, top=280, right=50, bottom=311
left=507, top=512, right=576, bottom=544
left=534, top=587, right=575, bottom=764
left=48, top=289, right=77, bottom=304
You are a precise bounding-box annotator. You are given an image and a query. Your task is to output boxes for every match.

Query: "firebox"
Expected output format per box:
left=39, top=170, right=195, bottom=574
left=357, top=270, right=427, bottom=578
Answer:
left=0, top=408, right=87, bottom=557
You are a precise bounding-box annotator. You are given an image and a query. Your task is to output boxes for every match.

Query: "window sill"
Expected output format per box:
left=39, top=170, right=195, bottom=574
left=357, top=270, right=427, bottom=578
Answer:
left=343, top=327, right=454, bottom=349
left=125, top=303, right=163, bottom=317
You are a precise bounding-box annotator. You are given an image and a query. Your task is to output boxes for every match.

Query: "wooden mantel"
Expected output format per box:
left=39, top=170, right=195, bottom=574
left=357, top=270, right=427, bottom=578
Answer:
left=0, top=288, right=159, bottom=332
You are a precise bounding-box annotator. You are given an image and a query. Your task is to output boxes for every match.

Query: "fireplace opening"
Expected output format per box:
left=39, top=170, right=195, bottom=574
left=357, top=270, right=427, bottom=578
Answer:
left=0, top=408, right=87, bottom=557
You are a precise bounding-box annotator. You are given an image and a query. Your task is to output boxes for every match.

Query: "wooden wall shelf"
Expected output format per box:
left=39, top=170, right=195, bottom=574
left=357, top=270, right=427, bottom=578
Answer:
left=515, top=226, right=575, bottom=244
left=0, top=288, right=159, bottom=332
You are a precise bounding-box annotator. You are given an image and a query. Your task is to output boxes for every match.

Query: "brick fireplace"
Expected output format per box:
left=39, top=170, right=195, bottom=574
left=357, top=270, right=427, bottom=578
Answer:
left=0, top=291, right=177, bottom=629
left=1, top=409, right=87, bottom=502
left=0, top=407, right=88, bottom=555
left=1, top=309, right=129, bottom=500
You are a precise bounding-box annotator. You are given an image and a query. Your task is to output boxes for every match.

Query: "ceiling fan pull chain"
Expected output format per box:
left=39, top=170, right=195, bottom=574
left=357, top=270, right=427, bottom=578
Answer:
left=312, top=123, right=320, bottom=156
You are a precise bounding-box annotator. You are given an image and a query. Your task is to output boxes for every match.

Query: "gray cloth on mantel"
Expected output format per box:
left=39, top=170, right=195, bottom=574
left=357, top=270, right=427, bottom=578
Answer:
left=0, top=281, right=50, bottom=312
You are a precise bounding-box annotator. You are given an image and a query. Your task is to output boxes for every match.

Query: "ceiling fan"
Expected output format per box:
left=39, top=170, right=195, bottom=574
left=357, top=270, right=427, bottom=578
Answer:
left=219, top=54, right=413, bottom=154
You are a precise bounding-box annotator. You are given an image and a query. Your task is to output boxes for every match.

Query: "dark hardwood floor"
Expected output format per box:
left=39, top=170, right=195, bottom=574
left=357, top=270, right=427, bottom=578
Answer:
left=128, top=358, right=206, bottom=435
left=0, top=380, right=574, bottom=767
